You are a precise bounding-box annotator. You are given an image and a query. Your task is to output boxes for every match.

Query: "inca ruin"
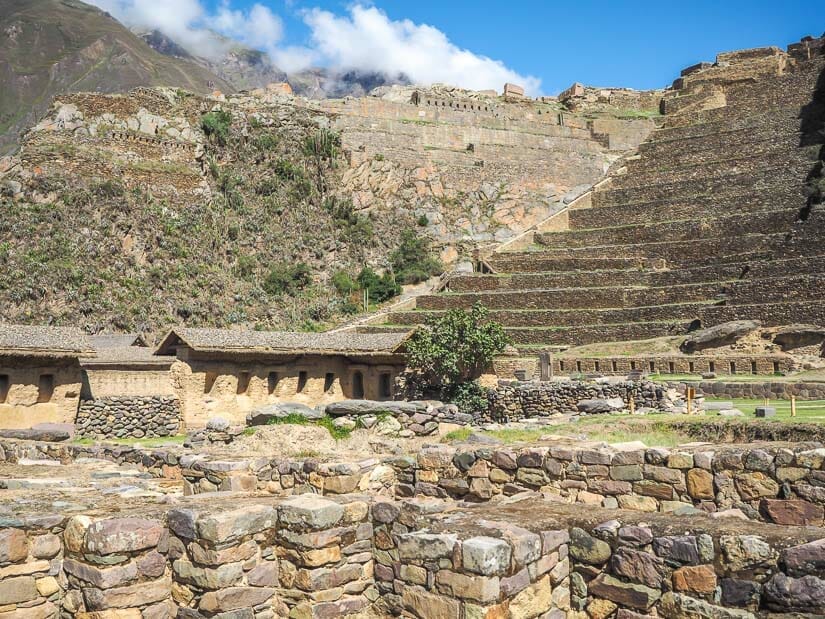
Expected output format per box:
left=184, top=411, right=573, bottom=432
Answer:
left=1, top=1, right=824, bottom=617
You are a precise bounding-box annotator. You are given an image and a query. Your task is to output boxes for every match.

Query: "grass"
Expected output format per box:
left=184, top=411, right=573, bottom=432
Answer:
left=265, top=413, right=354, bottom=440
left=704, top=397, right=825, bottom=422
left=444, top=414, right=692, bottom=447
left=72, top=434, right=187, bottom=447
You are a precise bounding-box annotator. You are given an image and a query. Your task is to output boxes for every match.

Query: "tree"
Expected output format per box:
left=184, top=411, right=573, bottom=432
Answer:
left=356, top=267, right=400, bottom=304
left=201, top=110, right=232, bottom=146
left=406, top=302, right=509, bottom=389
left=390, top=229, right=443, bottom=284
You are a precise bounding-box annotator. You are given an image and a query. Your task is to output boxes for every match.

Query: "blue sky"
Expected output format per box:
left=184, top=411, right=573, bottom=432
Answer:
left=95, top=0, right=820, bottom=95
left=236, top=0, right=818, bottom=92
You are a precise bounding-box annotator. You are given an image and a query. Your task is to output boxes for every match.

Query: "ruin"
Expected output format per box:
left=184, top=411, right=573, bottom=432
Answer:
left=1, top=28, right=825, bottom=619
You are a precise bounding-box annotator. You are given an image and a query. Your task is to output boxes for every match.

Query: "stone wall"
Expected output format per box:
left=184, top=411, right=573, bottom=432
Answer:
left=487, top=380, right=665, bottom=422
left=669, top=380, right=825, bottom=401
left=388, top=442, right=825, bottom=526
left=567, top=517, right=825, bottom=617
left=1, top=493, right=822, bottom=617
left=170, top=354, right=405, bottom=428
left=75, top=396, right=181, bottom=439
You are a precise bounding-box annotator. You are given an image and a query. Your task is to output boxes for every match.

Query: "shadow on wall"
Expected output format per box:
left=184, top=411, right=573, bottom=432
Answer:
left=799, top=38, right=825, bottom=222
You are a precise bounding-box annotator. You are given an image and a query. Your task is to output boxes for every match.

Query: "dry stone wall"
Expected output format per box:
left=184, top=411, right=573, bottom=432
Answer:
left=75, top=396, right=181, bottom=439
left=0, top=493, right=822, bottom=617
left=487, top=380, right=665, bottom=422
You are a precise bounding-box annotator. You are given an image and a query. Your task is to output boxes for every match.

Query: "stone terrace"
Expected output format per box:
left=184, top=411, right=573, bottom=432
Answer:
left=368, top=37, right=825, bottom=363
left=0, top=467, right=823, bottom=618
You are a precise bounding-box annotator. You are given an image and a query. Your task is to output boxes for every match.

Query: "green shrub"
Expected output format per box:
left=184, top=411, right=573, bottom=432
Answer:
left=302, top=129, right=341, bottom=162
left=442, top=381, right=490, bottom=416
left=235, top=255, right=256, bottom=279
left=357, top=267, right=400, bottom=304
left=263, top=261, right=312, bottom=295
left=407, top=302, right=510, bottom=388
left=201, top=110, right=232, bottom=146
left=273, top=159, right=305, bottom=181
left=324, top=197, right=374, bottom=243
left=390, top=229, right=443, bottom=284
left=417, top=214, right=429, bottom=227
left=93, top=179, right=125, bottom=198
left=252, top=133, right=278, bottom=151
left=332, top=270, right=357, bottom=295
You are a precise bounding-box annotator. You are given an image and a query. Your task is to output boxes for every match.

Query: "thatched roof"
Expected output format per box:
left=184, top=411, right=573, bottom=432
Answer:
left=0, top=325, right=95, bottom=358
left=155, top=327, right=412, bottom=357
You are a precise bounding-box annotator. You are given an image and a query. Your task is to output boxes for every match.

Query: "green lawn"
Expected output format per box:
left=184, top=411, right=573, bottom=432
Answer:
left=72, top=435, right=188, bottom=448
left=704, top=397, right=825, bottom=422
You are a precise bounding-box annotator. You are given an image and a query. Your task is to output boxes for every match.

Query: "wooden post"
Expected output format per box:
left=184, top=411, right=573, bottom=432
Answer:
left=686, top=388, right=693, bottom=416
left=629, top=397, right=635, bottom=414
left=791, top=395, right=797, bottom=418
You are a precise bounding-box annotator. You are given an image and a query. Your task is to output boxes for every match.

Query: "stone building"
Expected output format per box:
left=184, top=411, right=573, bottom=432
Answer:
left=154, top=328, right=411, bottom=427
left=0, top=325, right=94, bottom=428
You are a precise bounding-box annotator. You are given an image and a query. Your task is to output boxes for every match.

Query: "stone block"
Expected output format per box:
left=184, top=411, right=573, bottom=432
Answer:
left=569, top=527, right=611, bottom=565
left=0, top=576, right=38, bottom=605
left=397, top=532, right=457, bottom=561
left=588, top=573, right=661, bottom=610
left=0, top=529, right=29, bottom=564
left=198, top=504, right=278, bottom=541
left=672, top=564, right=717, bottom=594
left=401, top=585, right=460, bottom=619
left=198, top=586, right=276, bottom=613
left=435, top=570, right=500, bottom=603
left=461, top=536, right=512, bottom=576
left=83, top=577, right=171, bottom=610
left=610, top=548, right=665, bottom=588
left=754, top=406, right=776, bottom=417
left=761, top=499, right=824, bottom=526
left=84, top=518, right=164, bottom=555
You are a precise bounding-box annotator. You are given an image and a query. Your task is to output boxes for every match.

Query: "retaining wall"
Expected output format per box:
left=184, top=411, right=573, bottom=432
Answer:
left=75, top=396, right=181, bottom=439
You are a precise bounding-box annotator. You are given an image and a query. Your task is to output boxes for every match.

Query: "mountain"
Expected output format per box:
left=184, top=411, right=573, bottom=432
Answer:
left=136, top=26, right=408, bottom=98
left=136, top=29, right=288, bottom=92
left=0, top=0, right=231, bottom=153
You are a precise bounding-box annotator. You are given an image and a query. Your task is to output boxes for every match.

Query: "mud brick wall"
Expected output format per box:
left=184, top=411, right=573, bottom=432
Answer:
left=487, top=380, right=664, bottom=422
left=75, top=396, right=181, bottom=439
left=569, top=520, right=825, bottom=616
left=389, top=443, right=825, bottom=525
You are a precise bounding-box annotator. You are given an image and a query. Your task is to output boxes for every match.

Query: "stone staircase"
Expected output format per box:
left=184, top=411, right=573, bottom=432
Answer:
left=361, top=36, right=825, bottom=356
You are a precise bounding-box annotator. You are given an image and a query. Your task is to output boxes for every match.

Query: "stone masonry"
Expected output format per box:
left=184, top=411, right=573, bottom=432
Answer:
left=75, top=396, right=181, bottom=439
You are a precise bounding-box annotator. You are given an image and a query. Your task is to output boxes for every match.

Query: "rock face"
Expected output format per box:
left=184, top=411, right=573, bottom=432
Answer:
left=680, top=320, right=761, bottom=353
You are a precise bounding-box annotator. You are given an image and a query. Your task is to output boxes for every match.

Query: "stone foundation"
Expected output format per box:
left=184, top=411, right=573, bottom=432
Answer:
left=75, top=396, right=181, bottom=439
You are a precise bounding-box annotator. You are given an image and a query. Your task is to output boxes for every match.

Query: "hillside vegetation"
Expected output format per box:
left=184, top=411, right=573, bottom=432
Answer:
left=0, top=89, right=438, bottom=335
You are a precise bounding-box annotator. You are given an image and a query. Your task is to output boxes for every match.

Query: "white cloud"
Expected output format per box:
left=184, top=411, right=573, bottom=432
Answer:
left=88, top=0, right=284, bottom=60
left=301, top=5, right=541, bottom=95
left=87, top=1, right=541, bottom=94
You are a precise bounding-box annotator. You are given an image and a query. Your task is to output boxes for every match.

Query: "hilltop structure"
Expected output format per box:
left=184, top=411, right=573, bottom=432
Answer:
left=367, top=36, right=825, bottom=378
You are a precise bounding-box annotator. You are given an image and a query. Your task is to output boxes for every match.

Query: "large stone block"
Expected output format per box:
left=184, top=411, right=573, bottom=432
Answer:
left=279, top=496, right=343, bottom=531
left=461, top=536, right=512, bottom=576
left=401, top=585, right=460, bottom=619
left=0, top=575, right=38, bottom=605
left=0, top=529, right=28, bottom=564
left=83, top=576, right=171, bottom=610
left=436, top=570, right=500, bottom=603
left=198, top=586, right=276, bottom=613
left=588, top=573, right=661, bottom=610
left=84, top=518, right=164, bottom=555
left=397, top=532, right=457, bottom=561
left=198, top=504, right=278, bottom=542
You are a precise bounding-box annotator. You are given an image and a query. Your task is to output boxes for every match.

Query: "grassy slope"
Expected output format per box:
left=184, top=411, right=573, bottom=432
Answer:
left=0, top=0, right=231, bottom=152
left=0, top=99, right=419, bottom=335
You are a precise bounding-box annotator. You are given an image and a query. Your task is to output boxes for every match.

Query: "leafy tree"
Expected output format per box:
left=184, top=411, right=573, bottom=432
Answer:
left=357, top=267, right=400, bottom=304
left=332, top=270, right=357, bottom=295
left=406, top=302, right=509, bottom=388
left=201, top=110, right=232, bottom=146
left=390, top=229, right=442, bottom=284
